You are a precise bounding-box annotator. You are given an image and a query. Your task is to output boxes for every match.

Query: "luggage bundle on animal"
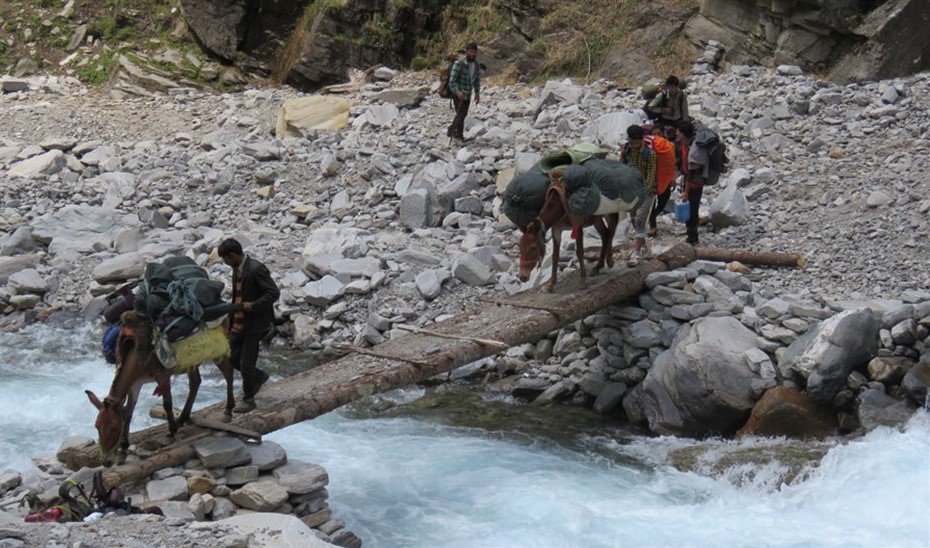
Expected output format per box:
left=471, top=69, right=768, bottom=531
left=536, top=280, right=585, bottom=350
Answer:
left=134, top=256, right=228, bottom=342
left=562, top=159, right=645, bottom=217
left=503, top=143, right=612, bottom=228
left=502, top=166, right=550, bottom=229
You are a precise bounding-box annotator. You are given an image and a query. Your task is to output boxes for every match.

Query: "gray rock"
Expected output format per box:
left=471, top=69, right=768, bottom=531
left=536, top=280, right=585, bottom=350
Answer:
left=902, top=360, right=930, bottom=407
left=453, top=254, right=494, bottom=286
left=146, top=475, right=189, bottom=501
left=303, top=275, right=345, bottom=307
left=623, top=320, right=663, bottom=349
left=650, top=285, right=704, bottom=307
left=225, top=465, right=259, bottom=486
left=8, top=150, right=66, bottom=178
left=229, top=481, right=289, bottom=511
left=593, top=382, right=628, bottom=414
left=7, top=269, right=48, bottom=295
left=638, top=317, right=765, bottom=436
left=246, top=440, right=288, bottom=471
left=91, top=252, right=146, bottom=283
left=779, top=308, right=880, bottom=404
left=194, top=437, right=252, bottom=469
left=709, top=185, right=749, bottom=227
left=415, top=269, right=442, bottom=300
left=857, top=389, right=916, bottom=431
left=273, top=461, right=329, bottom=495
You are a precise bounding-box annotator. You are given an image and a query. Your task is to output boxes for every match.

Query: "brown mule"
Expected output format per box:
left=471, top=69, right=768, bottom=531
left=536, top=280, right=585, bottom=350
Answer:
left=86, top=311, right=235, bottom=465
left=517, top=172, right=619, bottom=292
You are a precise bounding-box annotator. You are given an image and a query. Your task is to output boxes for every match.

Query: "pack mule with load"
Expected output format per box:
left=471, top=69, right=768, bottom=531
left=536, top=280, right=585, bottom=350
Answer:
left=86, top=256, right=236, bottom=465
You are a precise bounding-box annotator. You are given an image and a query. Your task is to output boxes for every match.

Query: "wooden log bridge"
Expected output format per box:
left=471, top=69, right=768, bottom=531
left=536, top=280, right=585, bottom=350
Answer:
left=60, top=244, right=802, bottom=486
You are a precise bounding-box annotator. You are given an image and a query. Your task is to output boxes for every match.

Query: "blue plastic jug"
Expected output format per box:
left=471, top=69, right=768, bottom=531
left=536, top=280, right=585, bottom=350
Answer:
left=675, top=200, right=691, bottom=223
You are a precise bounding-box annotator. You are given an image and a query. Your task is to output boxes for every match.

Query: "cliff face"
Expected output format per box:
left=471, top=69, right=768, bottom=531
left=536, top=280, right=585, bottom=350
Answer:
left=686, top=0, right=929, bottom=82
left=177, top=0, right=927, bottom=90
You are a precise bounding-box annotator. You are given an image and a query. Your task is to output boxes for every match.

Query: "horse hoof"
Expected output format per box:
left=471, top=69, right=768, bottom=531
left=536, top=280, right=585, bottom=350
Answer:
left=542, top=285, right=554, bottom=293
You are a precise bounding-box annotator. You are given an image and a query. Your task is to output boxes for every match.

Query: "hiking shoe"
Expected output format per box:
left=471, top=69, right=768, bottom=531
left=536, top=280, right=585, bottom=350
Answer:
left=251, top=371, right=269, bottom=398
left=233, top=398, right=256, bottom=414
left=627, top=250, right=641, bottom=267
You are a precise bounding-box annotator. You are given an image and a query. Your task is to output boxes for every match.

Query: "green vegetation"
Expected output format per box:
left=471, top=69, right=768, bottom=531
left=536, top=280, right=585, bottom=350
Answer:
left=75, top=49, right=117, bottom=87
left=362, top=13, right=394, bottom=49
left=0, top=41, right=12, bottom=71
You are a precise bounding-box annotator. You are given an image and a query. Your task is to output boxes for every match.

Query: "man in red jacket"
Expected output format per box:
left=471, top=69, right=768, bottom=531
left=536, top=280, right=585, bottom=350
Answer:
left=217, top=238, right=280, bottom=413
left=676, top=120, right=702, bottom=245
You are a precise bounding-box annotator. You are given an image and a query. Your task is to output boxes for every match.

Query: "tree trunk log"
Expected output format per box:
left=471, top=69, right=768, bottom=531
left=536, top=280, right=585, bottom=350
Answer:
left=694, top=247, right=805, bottom=268
left=62, top=244, right=699, bottom=486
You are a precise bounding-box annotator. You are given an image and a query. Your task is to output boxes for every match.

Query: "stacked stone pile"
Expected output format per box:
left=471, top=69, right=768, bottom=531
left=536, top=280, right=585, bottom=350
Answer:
left=0, top=437, right=359, bottom=547
left=477, top=256, right=929, bottom=437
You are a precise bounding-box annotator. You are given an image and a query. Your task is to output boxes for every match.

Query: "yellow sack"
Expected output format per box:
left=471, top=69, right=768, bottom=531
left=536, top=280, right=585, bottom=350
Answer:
left=157, top=324, right=230, bottom=371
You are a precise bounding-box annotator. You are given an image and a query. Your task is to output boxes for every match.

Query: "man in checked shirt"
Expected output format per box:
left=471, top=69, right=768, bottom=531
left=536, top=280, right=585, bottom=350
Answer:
left=621, top=124, right=657, bottom=265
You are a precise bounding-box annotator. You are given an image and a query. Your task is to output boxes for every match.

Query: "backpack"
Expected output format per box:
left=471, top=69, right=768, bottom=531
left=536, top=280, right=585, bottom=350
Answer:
left=692, top=125, right=729, bottom=186
left=437, top=53, right=459, bottom=99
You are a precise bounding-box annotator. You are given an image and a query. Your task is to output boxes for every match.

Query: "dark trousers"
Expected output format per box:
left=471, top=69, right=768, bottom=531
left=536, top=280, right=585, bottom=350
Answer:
left=685, top=185, right=704, bottom=244
left=648, top=186, right=673, bottom=231
left=229, top=330, right=266, bottom=398
left=448, top=95, right=471, bottom=139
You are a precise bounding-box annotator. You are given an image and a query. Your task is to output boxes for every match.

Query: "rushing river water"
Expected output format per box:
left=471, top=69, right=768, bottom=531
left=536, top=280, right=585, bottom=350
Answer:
left=1, top=319, right=928, bottom=547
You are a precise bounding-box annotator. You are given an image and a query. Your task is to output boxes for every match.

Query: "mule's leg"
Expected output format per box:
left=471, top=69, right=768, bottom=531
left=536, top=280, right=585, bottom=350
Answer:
left=217, top=358, right=235, bottom=418
left=178, top=367, right=201, bottom=426
left=576, top=229, right=587, bottom=288
left=122, top=382, right=144, bottom=456
left=592, top=218, right=609, bottom=274
left=605, top=213, right=619, bottom=268
left=545, top=229, right=561, bottom=292
left=160, top=378, right=179, bottom=436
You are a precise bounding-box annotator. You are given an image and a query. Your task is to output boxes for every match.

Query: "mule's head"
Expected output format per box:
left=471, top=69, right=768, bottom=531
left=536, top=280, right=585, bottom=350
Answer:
left=85, top=390, right=125, bottom=466
left=518, top=219, right=546, bottom=282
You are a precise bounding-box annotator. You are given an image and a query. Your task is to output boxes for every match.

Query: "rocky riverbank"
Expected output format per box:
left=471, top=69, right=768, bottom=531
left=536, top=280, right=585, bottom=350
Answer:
left=2, top=49, right=930, bottom=544
left=0, top=438, right=359, bottom=547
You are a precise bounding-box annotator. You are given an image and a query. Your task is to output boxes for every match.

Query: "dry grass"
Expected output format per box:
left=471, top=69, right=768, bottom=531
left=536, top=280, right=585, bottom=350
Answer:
left=652, top=36, right=697, bottom=83
left=271, top=3, right=319, bottom=84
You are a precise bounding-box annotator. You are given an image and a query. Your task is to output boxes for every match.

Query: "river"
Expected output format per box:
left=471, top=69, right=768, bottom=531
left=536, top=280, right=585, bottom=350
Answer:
left=1, top=318, right=927, bottom=547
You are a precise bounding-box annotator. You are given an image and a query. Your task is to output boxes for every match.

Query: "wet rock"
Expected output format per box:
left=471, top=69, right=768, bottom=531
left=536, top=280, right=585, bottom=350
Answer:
left=737, top=387, right=836, bottom=439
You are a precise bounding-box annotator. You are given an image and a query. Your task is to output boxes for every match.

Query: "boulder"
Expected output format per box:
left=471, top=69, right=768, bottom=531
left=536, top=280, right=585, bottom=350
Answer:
left=901, top=360, right=930, bottom=407
left=638, top=316, right=766, bottom=436
left=856, top=388, right=917, bottom=431
left=275, top=96, right=352, bottom=138
left=736, top=387, right=836, bottom=439
left=778, top=308, right=880, bottom=405
left=180, top=0, right=248, bottom=60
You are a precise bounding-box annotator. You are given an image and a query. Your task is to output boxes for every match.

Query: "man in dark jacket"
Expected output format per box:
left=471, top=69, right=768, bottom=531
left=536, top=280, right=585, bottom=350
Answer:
left=217, top=238, right=280, bottom=413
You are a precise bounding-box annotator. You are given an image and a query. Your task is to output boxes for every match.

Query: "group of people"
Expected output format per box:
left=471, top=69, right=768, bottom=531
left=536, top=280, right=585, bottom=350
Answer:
left=443, top=55, right=710, bottom=251
left=622, top=74, right=709, bottom=257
